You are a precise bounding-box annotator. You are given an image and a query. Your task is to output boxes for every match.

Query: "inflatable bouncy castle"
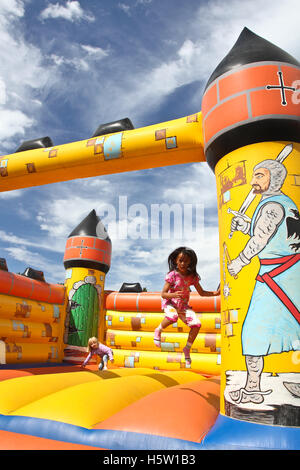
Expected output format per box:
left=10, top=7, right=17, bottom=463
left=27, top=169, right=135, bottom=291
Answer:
left=0, top=28, right=299, bottom=450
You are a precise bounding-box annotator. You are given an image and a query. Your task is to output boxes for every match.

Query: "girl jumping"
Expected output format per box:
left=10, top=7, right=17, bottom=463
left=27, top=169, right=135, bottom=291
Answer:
left=154, top=246, right=220, bottom=365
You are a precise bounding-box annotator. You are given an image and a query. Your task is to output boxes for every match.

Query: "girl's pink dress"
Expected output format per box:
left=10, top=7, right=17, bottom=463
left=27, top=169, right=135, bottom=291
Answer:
left=161, top=270, right=199, bottom=312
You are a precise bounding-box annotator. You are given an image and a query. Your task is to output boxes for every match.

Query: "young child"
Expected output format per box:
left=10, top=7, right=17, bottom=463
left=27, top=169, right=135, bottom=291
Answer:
left=81, top=336, right=114, bottom=371
left=154, top=246, right=220, bottom=365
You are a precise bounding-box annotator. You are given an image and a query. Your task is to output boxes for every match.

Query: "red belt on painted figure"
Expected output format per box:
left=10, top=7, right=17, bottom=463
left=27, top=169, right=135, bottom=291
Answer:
left=256, top=254, right=300, bottom=324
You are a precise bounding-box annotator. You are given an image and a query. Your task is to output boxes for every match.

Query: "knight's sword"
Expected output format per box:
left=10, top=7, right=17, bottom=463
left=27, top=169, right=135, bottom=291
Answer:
left=228, top=143, right=293, bottom=238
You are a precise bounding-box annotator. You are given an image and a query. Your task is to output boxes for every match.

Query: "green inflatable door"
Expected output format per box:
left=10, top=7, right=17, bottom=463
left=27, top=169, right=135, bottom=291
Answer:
left=68, top=283, right=99, bottom=347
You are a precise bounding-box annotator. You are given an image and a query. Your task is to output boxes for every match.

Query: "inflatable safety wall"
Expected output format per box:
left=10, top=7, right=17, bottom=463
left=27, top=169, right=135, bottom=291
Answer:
left=0, top=263, right=66, bottom=364
left=202, top=28, right=300, bottom=427
left=105, top=291, right=221, bottom=375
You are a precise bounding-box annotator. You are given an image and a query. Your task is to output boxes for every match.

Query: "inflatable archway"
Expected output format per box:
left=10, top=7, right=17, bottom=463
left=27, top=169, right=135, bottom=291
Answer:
left=0, top=28, right=299, bottom=450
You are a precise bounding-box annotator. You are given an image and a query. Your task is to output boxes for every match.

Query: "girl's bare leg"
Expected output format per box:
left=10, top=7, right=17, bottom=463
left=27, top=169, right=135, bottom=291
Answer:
left=183, top=326, right=200, bottom=364
left=161, top=318, right=174, bottom=329
left=154, top=318, right=174, bottom=346
left=187, top=326, right=200, bottom=345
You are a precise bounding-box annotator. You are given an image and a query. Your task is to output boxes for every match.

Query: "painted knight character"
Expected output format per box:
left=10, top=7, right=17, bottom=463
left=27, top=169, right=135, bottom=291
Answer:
left=227, top=146, right=300, bottom=405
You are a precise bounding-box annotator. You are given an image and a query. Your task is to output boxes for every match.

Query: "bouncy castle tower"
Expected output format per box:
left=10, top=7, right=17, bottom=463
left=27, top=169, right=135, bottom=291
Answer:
left=63, top=210, right=111, bottom=363
left=201, top=28, right=300, bottom=439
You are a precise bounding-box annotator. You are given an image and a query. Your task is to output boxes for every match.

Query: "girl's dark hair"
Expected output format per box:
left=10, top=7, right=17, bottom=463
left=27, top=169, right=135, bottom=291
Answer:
left=168, top=246, right=199, bottom=277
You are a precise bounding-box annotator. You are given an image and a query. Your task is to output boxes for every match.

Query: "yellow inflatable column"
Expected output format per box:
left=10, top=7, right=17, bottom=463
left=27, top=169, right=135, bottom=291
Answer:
left=202, top=28, right=300, bottom=426
left=63, top=210, right=111, bottom=364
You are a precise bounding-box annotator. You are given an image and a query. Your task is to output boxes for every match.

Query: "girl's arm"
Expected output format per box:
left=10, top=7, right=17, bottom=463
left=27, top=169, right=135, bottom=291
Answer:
left=106, top=346, right=114, bottom=362
left=161, top=281, right=184, bottom=299
left=81, top=352, right=92, bottom=368
left=99, top=343, right=114, bottom=362
left=194, top=280, right=220, bottom=297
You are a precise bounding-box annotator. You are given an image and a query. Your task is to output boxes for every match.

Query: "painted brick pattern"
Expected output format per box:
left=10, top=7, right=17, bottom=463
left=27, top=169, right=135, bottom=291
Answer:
left=202, top=63, right=300, bottom=148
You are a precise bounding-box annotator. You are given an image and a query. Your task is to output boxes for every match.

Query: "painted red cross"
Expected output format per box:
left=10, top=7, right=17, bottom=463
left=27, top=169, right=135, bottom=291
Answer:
left=266, top=71, right=296, bottom=106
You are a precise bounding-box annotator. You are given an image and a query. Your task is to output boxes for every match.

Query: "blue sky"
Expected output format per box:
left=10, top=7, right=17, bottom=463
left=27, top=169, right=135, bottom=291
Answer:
left=0, top=0, right=299, bottom=292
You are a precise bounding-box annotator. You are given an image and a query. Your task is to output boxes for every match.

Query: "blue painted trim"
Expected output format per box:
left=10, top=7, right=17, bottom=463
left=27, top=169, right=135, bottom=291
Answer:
left=1, top=412, right=299, bottom=450
left=0, top=414, right=203, bottom=450
left=103, top=133, right=122, bottom=160
left=202, top=414, right=300, bottom=450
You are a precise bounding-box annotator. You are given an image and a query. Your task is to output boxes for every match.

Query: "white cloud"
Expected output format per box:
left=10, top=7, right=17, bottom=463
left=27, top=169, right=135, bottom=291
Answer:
left=0, top=3, right=105, bottom=149
left=49, top=44, right=108, bottom=72
left=36, top=191, right=111, bottom=240
left=81, top=44, right=108, bottom=59
left=3, top=245, right=65, bottom=282
left=199, top=0, right=300, bottom=59
left=0, top=0, right=24, bottom=21
left=163, top=164, right=217, bottom=208
left=87, top=0, right=299, bottom=125
left=40, top=1, right=94, bottom=22
left=4, top=245, right=45, bottom=266
left=50, top=53, right=90, bottom=71
left=0, top=109, right=34, bottom=140
left=118, top=0, right=152, bottom=15
left=0, top=2, right=55, bottom=153
left=0, top=229, right=61, bottom=253
left=0, top=78, right=6, bottom=105
left=118, top=3, right=131, bottom=15
left=0, top=189, right=22, bottom=199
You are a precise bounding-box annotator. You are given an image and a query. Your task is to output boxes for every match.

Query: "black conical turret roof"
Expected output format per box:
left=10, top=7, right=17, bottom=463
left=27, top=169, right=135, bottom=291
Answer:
left=68, top=209, right=110, bottom=242
left=64, top=209, right=111, bottom=272
left=205, top=27, right=299, bottom=89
